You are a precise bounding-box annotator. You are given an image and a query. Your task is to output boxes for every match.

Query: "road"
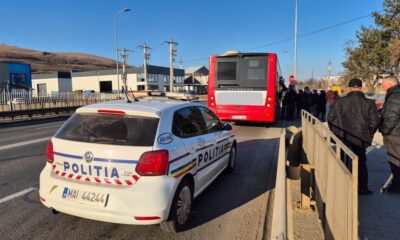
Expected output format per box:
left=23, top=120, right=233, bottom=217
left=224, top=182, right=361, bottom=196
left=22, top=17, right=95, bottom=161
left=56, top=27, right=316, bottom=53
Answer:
left=0, top=120, right=281, bottom=240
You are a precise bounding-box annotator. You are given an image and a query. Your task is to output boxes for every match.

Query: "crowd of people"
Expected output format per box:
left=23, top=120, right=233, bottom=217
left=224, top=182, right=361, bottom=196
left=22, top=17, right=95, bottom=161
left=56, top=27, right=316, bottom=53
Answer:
left=281, top=76, right=400, bottom=195
left=280, top=85, right=340, bottom=121
left=327, top=76, right=400, bottom=195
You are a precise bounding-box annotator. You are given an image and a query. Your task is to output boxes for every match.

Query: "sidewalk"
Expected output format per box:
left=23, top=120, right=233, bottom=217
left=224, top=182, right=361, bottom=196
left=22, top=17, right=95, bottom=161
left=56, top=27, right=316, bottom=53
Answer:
left=359, top=146, right=400, bottom=239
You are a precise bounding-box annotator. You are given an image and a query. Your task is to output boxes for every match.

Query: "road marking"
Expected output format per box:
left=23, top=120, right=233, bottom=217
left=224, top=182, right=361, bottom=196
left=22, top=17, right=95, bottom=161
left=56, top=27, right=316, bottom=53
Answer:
left=36, top=125, right=61, bottom=130
left=0, top=187, right=37, bottom=204
left=0, top=137, right=50, bottom=151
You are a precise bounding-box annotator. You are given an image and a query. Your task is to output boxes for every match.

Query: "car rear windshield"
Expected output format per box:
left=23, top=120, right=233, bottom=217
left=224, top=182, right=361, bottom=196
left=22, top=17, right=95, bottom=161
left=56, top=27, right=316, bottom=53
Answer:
left=55, top=113, right=159, bottom=146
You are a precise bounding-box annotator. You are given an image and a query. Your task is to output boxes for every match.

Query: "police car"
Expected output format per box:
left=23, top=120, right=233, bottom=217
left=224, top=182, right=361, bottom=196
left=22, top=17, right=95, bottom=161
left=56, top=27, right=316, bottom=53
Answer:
left=39, top=98, right=236, bottom=232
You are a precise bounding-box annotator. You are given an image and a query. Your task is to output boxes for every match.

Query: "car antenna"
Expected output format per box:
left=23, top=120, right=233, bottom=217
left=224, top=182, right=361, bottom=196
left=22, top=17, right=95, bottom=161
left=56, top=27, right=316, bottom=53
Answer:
left=129, top=88, right=139, bottom=102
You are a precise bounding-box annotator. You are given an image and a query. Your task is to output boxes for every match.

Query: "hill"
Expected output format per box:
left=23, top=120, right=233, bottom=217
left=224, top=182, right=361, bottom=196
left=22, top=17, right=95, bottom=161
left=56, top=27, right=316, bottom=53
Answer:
left=0, top=45, right=117, bottom=74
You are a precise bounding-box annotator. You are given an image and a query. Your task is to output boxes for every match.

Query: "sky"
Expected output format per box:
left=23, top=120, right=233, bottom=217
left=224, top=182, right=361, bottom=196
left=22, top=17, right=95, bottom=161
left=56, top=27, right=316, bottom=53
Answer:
left=0, top=0, right=384, bottom=81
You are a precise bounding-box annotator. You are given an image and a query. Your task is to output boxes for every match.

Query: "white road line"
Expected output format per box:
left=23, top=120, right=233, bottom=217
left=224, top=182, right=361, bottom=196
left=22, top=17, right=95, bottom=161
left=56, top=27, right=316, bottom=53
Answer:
left=36, top=124, right=60, bottom=130
left=0, top=187, right=37, bottom=204
left=0, top=137, right=50, bottom=151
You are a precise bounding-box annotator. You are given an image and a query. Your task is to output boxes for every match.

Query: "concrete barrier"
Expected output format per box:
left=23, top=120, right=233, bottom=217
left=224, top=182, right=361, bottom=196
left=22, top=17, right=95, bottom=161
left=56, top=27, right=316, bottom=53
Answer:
left=270, top=129, right=288, bottom=240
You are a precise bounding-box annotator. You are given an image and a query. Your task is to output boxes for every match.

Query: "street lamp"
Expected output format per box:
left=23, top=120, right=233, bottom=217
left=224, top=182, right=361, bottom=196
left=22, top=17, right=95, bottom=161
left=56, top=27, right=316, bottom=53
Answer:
left=293, top=0, right=298, bottom=82
left=115, top=8, right=131, bottom=97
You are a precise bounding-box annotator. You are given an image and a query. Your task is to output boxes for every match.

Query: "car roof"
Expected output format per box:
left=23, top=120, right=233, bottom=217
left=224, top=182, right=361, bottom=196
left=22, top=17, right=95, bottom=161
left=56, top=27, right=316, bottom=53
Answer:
left=76, top=100, right=203, bottom=118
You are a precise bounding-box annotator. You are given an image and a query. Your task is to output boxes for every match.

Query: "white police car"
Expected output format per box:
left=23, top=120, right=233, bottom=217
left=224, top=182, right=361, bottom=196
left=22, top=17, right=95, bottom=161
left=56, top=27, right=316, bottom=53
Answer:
left=39, top=99, right=236, bottom=232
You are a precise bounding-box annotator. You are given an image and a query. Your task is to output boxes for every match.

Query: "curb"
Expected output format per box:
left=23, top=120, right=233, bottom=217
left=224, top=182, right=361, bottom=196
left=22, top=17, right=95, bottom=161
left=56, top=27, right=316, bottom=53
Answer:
left=286, top=179, right=294, bottom=240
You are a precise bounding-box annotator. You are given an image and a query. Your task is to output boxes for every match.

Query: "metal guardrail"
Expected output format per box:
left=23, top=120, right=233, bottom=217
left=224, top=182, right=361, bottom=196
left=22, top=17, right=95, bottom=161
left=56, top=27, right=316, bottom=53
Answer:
left=0, top=92, right=121, bottom=120
left=0, top=107, right=79, bottom=119
left=301, top=110, right=358, bottom=240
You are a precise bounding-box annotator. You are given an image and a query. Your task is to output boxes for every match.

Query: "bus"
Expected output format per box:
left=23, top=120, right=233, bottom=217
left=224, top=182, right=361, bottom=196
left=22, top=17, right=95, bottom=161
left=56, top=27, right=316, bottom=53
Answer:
left=207, top=52, right=282, bottom=123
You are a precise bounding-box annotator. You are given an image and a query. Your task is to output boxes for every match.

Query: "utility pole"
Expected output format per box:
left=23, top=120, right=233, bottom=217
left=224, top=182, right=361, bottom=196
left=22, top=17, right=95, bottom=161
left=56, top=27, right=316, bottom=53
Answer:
left=179, top=57, right=184, bottom=69
left=327, top=59, right=332, bottom=78
left=120, top=48, right=134, bottom=94
left=324, top=59, right=333, bottom=89
left=311, top=69, right=314, bottom=80
left=294, top=0, right=298, bottom=82
left=164, top=39, right=178, bottom=92
left=138, top=43, right=151, bottom=91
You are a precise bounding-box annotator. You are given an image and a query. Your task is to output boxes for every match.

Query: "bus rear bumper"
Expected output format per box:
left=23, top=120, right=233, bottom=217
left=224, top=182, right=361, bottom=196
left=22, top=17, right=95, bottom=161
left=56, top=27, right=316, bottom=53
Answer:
left=212, top=107, right=275, bottom=123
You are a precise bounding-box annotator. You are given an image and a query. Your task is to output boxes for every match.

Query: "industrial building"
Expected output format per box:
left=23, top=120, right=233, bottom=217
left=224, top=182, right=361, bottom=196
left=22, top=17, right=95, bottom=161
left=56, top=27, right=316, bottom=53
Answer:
left=0, top=62, right=32, bottom=92
left=31, top=72, right=72, bottom=95
left=32, top=65, right=185, bottom=94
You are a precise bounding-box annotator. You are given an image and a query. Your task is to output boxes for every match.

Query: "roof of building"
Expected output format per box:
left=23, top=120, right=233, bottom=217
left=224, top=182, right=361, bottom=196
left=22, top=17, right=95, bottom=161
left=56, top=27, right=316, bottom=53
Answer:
left=185, top=66, right=208, bottom=75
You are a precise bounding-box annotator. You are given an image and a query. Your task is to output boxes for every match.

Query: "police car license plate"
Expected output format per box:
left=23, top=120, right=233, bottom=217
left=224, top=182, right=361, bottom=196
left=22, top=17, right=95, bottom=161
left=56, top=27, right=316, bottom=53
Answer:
left=62, top=187, right=108, bottom=207
left=232, top=115, right=247, bottom=120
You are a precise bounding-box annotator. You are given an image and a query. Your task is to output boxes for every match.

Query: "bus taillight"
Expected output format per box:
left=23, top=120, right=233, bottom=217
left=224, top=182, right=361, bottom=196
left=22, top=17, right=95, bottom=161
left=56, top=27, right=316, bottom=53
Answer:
left=209, top=95, right=216, bottom=107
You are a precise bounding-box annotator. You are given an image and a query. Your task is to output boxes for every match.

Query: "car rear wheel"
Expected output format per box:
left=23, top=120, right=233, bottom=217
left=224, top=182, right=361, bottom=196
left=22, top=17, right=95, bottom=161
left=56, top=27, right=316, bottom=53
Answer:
left=225, top=145, right=236, bottom=173
left=160, top=179, right=193, bottom=233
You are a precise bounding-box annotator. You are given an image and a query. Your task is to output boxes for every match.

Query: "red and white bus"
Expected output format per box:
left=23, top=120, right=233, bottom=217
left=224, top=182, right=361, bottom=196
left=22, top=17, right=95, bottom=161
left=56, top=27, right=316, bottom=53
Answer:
left=207, top=52, right=282, bottom=123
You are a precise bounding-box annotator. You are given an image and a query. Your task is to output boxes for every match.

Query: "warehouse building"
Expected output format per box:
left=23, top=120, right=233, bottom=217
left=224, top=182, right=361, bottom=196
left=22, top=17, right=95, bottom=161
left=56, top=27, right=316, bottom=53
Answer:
left=32, top=65, right=185, bottom=94
left=32, top=72, right=72, bottom=95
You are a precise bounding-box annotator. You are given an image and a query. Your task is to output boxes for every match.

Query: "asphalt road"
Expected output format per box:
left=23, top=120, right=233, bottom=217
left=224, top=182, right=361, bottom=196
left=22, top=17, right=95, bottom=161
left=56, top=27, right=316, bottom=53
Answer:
left=0, top=120, right=281, bottom=240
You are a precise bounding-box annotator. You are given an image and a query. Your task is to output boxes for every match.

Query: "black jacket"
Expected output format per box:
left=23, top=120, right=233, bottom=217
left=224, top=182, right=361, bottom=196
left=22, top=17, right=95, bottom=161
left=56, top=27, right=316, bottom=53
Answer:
left=283, top=89, right=297, bottom=106
left=380, top=85, right=400, bottom=136
left=328, top=91, right=380, bottom=147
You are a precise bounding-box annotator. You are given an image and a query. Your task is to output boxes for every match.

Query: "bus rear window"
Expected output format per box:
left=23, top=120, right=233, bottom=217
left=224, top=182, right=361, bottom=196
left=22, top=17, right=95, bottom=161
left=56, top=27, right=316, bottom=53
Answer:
left=217, top=62, right=237, bottom=80
left=216, top=56, right=268, bottom=90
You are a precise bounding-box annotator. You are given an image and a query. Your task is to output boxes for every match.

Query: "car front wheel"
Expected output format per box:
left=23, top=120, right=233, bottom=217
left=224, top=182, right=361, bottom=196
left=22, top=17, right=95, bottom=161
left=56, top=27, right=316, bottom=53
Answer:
left=225, top=144, right=236, bottom=173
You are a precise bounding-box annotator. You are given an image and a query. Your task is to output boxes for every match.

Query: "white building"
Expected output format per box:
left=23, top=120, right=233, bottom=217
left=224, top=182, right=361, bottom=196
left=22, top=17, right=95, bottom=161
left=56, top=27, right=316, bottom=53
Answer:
left=32, top=65, right=185, bottom=94
left=32, top=72, right=72, bottom=95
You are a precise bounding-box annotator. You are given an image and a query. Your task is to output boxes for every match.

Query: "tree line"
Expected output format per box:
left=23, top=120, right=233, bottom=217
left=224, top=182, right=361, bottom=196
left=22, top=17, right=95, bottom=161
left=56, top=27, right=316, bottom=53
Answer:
left=343, top=0, right=400, bottom=91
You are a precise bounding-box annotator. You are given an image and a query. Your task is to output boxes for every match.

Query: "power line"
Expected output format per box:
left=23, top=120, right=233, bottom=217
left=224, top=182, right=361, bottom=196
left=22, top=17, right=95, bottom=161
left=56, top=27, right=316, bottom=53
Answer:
left=184, top=13, right=371, bottom=63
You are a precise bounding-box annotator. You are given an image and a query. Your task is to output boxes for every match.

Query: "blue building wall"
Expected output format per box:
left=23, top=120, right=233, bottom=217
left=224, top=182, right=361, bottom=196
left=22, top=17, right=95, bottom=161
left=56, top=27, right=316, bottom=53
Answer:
left=0, top=63, right=32, bottom=90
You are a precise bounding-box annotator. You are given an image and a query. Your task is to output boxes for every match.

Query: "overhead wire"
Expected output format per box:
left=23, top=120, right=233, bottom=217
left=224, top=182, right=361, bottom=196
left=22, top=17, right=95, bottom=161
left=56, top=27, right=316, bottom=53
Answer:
left=183, top=14, right=371, bottom=63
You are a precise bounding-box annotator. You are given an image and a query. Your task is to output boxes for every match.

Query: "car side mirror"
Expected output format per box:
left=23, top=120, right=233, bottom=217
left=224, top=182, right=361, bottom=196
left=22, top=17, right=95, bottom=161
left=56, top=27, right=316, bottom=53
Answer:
left=223, top=123, right=233, bottom=131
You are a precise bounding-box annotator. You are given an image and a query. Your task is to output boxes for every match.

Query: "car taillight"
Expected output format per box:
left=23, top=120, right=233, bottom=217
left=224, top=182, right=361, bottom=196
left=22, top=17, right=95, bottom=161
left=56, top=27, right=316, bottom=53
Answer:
left=46, top=141, right=54, bottom=163
left=136, top=150, right=169, bottom=176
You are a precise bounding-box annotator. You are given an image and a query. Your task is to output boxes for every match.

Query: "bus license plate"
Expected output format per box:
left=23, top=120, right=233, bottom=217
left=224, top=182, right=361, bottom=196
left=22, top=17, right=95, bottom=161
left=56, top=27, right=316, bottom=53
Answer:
left=62, top=187, right=108, bottom=207
left=232, top=115, right=247, bottom=120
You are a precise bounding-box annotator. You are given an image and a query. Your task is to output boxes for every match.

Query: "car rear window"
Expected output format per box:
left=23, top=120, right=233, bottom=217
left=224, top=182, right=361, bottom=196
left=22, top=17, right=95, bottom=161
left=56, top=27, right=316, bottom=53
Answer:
left=55, top=113, right=159, bottom=146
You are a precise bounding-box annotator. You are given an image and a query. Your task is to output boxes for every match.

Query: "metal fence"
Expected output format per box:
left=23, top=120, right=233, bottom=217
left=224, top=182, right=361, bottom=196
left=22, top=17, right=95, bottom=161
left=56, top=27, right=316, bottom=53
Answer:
left=0, top=91, right=120, bottom=112
left=301, top=110, right=358, bottom=240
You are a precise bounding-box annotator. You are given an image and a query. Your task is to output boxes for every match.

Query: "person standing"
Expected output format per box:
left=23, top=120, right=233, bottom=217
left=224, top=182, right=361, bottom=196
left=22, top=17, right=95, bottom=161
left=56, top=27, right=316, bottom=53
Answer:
left=325, top=89, right=334, bottom=120
left=296, top=89, right=304, bottom=118
left=310, top=89, right=319, bottom=116
left=283, top=85, right=298, bottom=121
left=303, top=87, right=312, bottom=112
left=317, top=90, right=327, bottom=121
left=380, top=75, right=400, bottom=193
left=328, top=79, right=380, bottom=194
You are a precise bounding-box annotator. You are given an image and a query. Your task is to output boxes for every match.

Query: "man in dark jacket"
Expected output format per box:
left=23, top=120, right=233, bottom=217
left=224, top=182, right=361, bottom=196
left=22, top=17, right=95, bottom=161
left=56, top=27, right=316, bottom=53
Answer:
left=328, top=79, right=380, bottom=194
left=283, top=85, right=298, bottom=121
left=380, top=75, right=400, bottom=193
